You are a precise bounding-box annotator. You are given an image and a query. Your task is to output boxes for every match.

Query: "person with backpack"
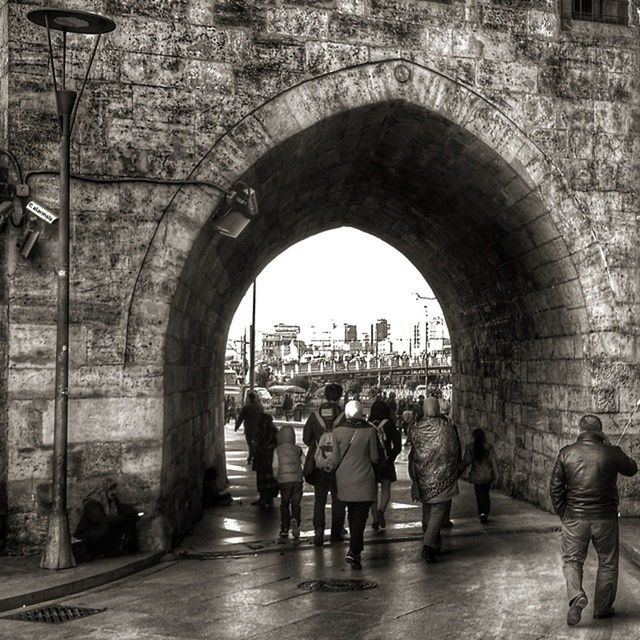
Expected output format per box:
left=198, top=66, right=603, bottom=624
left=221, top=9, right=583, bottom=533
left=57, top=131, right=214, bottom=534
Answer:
left=333, top=400, right=379, bottom=569
left=459, top=428, right=499, bottom=523
left=272, top=424, right=304, bottom=540
left=302, top=383, right=347, bottom=546
left=368, top=400, right=402, bottom=531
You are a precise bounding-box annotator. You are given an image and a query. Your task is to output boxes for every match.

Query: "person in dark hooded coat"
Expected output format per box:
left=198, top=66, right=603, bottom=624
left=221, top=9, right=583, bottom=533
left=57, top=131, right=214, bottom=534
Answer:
left=408, top=397, right=460, bottom=563
left=74, top=478, right=139, bottom=560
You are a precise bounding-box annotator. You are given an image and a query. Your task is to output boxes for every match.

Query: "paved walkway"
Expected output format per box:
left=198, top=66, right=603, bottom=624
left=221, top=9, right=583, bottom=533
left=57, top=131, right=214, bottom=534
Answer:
left=179, top=422, right=562, bottom=556
left=0, top=420, right=638, bottom=639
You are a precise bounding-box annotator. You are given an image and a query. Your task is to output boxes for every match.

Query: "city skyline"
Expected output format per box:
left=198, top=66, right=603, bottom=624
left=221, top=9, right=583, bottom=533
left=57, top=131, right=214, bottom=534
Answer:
left=227, top=227, right=448, bottom=351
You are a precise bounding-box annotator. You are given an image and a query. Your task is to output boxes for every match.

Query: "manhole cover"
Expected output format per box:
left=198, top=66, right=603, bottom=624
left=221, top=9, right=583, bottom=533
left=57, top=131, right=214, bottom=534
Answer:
left=298, top=579, right=378, bottom=592
left=3, top=604, right=106, bottom=624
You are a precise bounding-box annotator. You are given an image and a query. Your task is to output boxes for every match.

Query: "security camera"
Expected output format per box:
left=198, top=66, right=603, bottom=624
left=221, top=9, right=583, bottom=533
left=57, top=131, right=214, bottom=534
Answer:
left=214, top=182, right=259, bottom=238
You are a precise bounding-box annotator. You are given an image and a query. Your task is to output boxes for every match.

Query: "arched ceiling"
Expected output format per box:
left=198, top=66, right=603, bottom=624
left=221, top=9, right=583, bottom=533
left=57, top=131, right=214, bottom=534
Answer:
left=172, top=101, right=578, bottom=354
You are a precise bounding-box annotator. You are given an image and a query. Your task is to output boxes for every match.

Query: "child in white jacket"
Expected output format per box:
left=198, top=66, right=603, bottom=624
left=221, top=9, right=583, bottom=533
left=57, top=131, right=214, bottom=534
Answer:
left=272, top=425, right=304, bottom=540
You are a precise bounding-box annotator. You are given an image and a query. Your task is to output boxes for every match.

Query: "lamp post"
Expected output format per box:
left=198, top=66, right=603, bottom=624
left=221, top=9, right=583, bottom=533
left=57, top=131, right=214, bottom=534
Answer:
left=414, top=292, right=436, bottom=394
left=249, top=280, right=256, bottom=391
left=28, top=7, right=116, bottom=570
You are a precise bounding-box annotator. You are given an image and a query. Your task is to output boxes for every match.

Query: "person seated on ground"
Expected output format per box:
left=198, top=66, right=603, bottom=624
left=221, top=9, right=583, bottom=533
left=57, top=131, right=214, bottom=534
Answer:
left=74, top=478, right=140, bottom=561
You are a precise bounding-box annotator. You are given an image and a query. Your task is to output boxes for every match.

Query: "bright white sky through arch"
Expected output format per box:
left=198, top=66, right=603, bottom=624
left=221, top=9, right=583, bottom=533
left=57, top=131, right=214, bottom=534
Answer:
left=227, top=227, right=446, bottom=347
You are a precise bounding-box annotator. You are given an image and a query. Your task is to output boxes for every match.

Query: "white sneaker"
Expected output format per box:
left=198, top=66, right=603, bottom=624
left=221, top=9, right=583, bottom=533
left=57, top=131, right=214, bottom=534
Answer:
left=291, top=518, right=300, bottom=540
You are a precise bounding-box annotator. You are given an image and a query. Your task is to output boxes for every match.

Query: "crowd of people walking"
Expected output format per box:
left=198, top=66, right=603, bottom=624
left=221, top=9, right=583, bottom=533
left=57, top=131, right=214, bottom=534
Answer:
left=232, top=384, right=639, bottom=627
left=234, top=383, right=500, bottom=569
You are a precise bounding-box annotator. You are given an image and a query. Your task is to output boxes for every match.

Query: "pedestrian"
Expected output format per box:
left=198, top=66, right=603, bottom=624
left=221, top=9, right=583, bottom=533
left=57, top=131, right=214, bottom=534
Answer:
left=439, top=399, right=462, bottom=528
left=333, top=400, right=379, bottom=569
left=251, top=411, right=279, bottom=507
left=401, top=399, right=416, bottom=446
left=74, top=478, right=140, bottom=561
left=302, top=383, right=347, bottom=546
left=408, top=396, right=460, bottom=563
left=272, top=424, right=303, bottom=540
left=550, top=414, right=637, bottom=626
left=282, top=392, right=293, bottom=421
left=387, top=391, right=398, bottom=418
left=368, top=400, right=402, bottom=531
left=235, top=391, right=263, bottom=464
left=459, top=428, right=498, bottom=524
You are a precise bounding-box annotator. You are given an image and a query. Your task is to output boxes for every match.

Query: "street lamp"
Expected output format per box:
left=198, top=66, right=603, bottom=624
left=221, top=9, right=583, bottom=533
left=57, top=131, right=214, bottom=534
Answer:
left=27, top=7, right=116, bottom=570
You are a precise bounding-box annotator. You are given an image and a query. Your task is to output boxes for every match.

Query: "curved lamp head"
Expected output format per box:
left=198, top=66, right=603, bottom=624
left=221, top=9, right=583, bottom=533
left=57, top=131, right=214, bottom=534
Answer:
left=26, top=7, right=116, bottom=129
left=27, top=8, right=115, bottom=34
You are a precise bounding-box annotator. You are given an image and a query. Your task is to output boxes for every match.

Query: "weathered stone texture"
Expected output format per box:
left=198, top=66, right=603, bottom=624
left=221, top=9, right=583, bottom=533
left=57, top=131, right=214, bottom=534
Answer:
left=1, top=0, right=639, bottom=551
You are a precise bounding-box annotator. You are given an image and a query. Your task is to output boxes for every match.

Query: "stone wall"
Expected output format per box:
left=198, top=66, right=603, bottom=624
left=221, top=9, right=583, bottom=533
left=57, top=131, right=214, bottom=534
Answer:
left=0, top=0, right=9, bottom=551
left=2, top=0, right=639, bottom=551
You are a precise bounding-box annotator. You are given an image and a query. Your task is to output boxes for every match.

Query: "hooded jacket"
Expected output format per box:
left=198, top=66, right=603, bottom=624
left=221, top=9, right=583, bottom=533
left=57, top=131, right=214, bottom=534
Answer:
left=273, top=425, right=303, bottom=484
left=409, top=398, right=460, bottom=503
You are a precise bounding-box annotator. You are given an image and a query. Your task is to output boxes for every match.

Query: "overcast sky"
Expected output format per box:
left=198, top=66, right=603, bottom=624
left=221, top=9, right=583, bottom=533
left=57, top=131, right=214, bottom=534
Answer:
left=227, top=227, right=445, bottom=344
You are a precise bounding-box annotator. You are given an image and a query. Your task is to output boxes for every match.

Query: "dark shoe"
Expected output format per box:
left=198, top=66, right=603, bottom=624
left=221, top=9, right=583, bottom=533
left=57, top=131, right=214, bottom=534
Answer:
left=250, top=499, right=264, bottom=506
left=567, top=595, right=588, bottom=626
left=290, top=519, right=300, bottom=541
left=330, top=533, right=345, bottom=543
left=442, top=520, right=453, bottom=529
left=421, top=545, right=438, bottom=563
left=593, top=608, right=615, bottom=619
left=314, top=529, right=324, bottom=547
left=378, top=510, right=386, bottom=530
left=345, top=551, right=362, bottom=570
left=479, top=514, right=488, bottom=524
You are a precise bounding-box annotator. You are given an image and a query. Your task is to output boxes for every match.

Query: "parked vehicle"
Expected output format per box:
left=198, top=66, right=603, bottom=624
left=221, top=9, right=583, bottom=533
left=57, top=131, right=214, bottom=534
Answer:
left=239, top=385, right=272, bottom=411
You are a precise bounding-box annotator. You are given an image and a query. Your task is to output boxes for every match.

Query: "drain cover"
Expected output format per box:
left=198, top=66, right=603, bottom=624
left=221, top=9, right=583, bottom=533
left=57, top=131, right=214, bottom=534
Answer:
left=3, top=604, right=106, bottom=624
left=298, top=579, right=378, bottom=592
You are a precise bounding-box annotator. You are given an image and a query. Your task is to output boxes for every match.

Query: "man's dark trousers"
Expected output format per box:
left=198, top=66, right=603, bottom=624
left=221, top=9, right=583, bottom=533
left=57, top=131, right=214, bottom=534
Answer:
left=313, top=471, right=346, bottom=537
left=561, top=518, right=618, bottom=612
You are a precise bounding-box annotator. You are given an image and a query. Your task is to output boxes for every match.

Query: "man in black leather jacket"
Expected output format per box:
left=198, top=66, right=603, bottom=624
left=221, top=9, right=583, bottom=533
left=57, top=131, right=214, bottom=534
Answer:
left=550, top=414, right=637, bottom=626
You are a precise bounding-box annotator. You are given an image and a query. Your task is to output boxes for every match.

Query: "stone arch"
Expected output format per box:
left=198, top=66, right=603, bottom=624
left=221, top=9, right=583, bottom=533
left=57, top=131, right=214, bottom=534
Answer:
left=122, top=60, right=625, bottom=535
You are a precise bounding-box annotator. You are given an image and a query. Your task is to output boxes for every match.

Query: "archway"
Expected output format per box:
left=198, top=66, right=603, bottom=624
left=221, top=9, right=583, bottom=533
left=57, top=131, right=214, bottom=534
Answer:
left=125, top=61, right=616, bottom=538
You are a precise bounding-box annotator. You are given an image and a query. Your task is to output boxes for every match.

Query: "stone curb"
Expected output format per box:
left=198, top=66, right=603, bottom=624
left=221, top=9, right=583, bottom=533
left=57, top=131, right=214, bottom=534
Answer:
left=0, top=552, right=164, bottom=614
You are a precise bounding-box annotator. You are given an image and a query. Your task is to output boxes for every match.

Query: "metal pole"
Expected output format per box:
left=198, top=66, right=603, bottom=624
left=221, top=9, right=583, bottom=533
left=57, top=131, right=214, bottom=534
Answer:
left=425, top=313, right=429, bottom=392
left=41, top=89, right=77, bottom=570
left=249, top=280, right=256, bottom=391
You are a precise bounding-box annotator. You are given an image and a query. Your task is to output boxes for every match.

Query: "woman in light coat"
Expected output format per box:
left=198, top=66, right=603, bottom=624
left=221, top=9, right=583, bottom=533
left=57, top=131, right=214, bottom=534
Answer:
left=332, top=400, right=379, bottom=570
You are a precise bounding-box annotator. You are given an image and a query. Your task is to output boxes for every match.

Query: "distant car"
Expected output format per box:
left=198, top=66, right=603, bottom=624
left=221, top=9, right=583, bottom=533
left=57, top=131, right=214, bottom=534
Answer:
left=240, top=385, right=272, bottom=411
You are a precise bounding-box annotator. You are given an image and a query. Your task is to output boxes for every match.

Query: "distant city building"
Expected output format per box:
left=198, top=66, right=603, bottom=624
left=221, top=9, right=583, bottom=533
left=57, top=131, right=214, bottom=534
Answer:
left=344, top=323, right=357, bottom=342
left=376, top=318, right=390, bottom=341
left=262, top=323, right=304, bottom=361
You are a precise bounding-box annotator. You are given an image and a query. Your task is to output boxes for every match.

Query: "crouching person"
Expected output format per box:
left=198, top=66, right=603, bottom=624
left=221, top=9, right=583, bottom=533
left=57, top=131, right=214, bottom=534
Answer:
left=74, top=478, right=140, bottom=561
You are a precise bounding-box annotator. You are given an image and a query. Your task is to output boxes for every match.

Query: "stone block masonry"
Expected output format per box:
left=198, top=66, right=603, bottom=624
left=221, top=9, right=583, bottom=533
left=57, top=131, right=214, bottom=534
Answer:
left=0, top=0, right=638, bottom=552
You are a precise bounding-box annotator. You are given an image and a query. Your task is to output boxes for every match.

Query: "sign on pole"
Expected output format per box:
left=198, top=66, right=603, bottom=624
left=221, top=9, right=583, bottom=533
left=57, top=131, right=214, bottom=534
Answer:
left=26, top=201, right=59, bottom=224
